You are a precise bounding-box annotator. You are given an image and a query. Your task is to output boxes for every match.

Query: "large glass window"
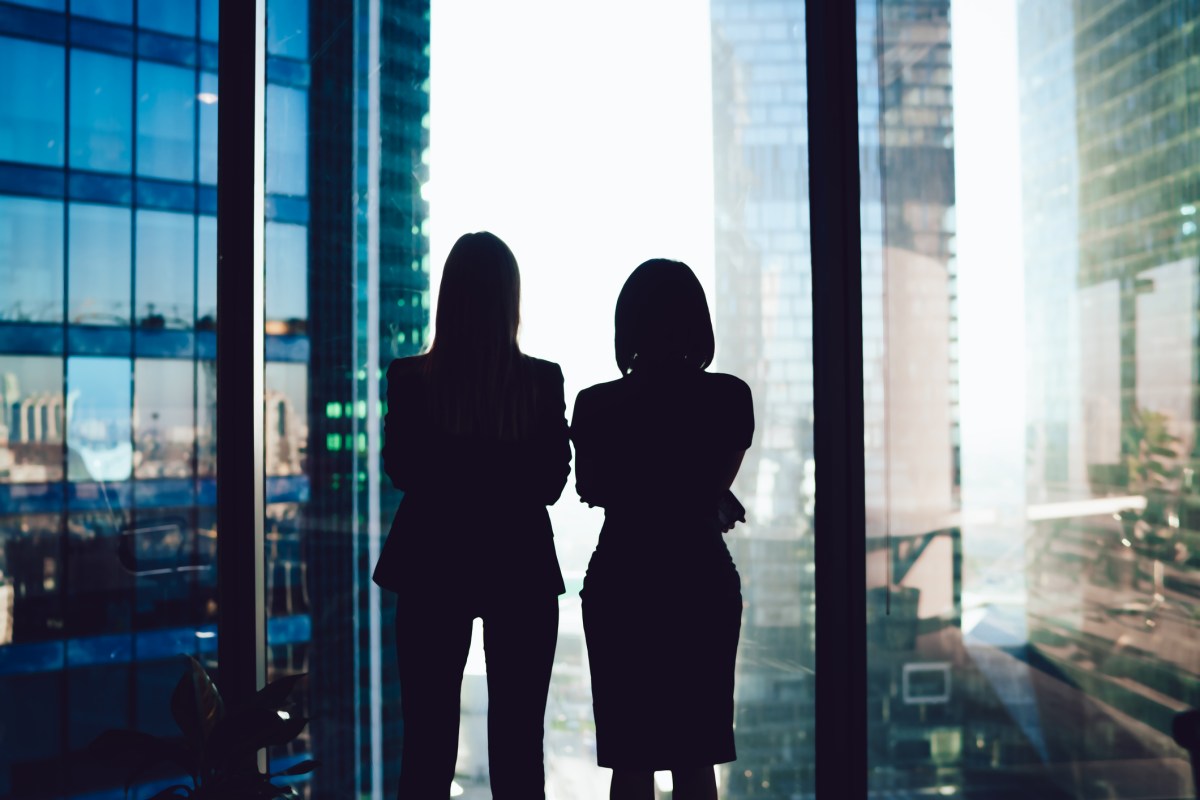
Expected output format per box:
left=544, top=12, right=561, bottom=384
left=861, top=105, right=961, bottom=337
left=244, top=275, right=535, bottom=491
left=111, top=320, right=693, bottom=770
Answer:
left=70, top=51, right=133, bottom=174
left=860, top=0, right=1199, bottom=796
left=67, top=357, right=132, bottom=483
left=71, top=0, right=132, bottom=25
left=69, top=203, right=132, bottom=326
left=0, top=197, right=64, bottom=324
left=135, top=210, right=195, bottom=329
left=137, top=0, right=196, bottom=38
left=136, top=62, right=197, bottom=182
left=133, top=359, right=195, bottom=481
left=265, top=84, right=308, bottom=197
left=0, top=357, right=65, bottom=484
left=0, top=37, right=64, bottom=167
left=199, top=73, right=219, bottom=186
left=265, top=222, right=308, bottom=330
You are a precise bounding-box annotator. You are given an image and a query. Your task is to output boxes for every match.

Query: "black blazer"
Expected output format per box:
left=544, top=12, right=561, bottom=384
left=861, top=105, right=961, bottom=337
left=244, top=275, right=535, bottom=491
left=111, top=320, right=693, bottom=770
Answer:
left=372, top=354, right=571, bottom=600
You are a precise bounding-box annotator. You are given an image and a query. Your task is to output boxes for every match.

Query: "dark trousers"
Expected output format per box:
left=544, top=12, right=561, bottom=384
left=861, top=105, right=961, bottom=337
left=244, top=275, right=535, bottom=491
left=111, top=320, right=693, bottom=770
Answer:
left=394, top=594, right=559, bottom=800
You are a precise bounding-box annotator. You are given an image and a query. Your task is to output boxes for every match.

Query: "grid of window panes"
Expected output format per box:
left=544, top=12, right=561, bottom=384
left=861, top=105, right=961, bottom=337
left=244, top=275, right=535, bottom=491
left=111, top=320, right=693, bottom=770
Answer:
left=0, top=0, right=329, bottom=795
left=861, top=0, right=1200, bottom=796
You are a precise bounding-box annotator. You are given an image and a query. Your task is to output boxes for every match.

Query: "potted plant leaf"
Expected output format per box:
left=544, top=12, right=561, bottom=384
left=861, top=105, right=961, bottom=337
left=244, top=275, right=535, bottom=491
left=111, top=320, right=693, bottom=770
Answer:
left=89, top=655, right=316, bottom=799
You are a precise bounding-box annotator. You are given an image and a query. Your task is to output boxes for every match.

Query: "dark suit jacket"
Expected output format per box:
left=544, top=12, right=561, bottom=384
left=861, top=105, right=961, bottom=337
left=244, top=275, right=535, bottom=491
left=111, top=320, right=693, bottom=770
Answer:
left=372, top=354, right=570, bottom=601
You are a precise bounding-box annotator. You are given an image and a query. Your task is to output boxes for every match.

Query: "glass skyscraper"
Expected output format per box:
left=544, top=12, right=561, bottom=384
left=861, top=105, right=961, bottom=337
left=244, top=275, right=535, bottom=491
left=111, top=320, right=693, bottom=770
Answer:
left=0, top=0, right=429, bottom=796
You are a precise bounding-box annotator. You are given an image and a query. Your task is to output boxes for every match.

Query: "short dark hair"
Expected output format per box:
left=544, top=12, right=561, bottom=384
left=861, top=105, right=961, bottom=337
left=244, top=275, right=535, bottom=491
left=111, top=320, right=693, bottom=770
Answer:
left=614, top=259, right=715, bottom=374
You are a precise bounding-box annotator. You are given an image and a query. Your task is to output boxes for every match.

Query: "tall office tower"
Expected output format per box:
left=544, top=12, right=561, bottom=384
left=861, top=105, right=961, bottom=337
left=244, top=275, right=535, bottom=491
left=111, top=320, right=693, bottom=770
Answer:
left=856, top=0, right=962, bottom=791
left=1018, top=0, right=1200, bottom=782
left=0, top=0, right=428, bottom=796
left=710, top=3, right=815, bottom=796
left=711, top=0, right=959, bottom=795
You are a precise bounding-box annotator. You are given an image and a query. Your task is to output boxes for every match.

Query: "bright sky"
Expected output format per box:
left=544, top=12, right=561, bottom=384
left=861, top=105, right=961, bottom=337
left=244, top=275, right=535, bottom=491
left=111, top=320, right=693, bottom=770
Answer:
left=427, top=0, right=716, bottom=405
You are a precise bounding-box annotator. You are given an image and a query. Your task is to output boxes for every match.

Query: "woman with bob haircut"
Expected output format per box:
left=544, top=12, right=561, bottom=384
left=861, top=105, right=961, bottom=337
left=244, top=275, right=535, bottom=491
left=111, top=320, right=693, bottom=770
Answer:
left=572, top=259, right=754, bottom=800
left=373, top=231, right=570, bottom=799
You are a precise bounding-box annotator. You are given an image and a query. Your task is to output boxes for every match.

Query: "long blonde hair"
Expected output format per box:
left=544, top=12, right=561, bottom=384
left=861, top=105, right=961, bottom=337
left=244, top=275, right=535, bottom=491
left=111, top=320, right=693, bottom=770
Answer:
left=423, top=231, right=536, bottom=439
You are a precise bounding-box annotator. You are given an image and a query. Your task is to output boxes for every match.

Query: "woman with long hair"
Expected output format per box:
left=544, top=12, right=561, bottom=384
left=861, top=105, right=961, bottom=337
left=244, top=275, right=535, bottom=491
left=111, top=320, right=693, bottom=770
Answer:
left=572, top=259, right=753, bottom=800
left=373, top=231, right=570, bottom=799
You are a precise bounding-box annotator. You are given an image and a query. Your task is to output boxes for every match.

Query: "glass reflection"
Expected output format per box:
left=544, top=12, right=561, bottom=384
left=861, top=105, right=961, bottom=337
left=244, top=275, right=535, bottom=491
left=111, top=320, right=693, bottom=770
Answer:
left=69, top=50, right=133, bottom=174
left=71, top=0, right=132, bottom=25
left=0, top=513, right=62, bottom=645
left=197, top=361, right=215, bottom=478
left=67, top=358, right=132, bottom=483
left=267, top=0, right=308, bottom=59
left=135, top=210, right=195, bottom=329
left=66, top=510, right=131, bottom=639
left=199, top=73, right=219, bottom=186
left=266, top=222, right=308, bottom=330
left=0, top=37, right=64, bottom=167
left=0, top=196, right=64, bottom=324
left=0, top=357, right=65, bottom=484
left=69, top=203, right=132, bottom=326
left=137, top=0, right=196, bottom=38
left=134, top=360, right=194, bottom=480
left=136, top=62, right=196, bottom=182
left=265, top=363, right=307, bottom=477
left=197, top=216, right=217, bottom=329
left=265, top=84, right=308, bottom=197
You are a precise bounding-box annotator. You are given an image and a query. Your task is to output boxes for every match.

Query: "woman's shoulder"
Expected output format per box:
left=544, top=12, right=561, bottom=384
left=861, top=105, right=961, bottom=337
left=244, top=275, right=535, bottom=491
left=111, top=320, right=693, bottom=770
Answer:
left=701, top=370, right=751, bottom=396
left=520, top=353, right=564, bottom=382
left=386, top=354, right=428, bottom=383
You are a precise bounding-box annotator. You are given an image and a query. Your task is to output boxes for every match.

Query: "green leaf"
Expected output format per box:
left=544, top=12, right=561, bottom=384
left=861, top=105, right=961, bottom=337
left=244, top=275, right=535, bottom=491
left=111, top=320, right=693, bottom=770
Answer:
left=253, top=673, right=306, bottom=710
left=208, top=708, right=309, bottom=765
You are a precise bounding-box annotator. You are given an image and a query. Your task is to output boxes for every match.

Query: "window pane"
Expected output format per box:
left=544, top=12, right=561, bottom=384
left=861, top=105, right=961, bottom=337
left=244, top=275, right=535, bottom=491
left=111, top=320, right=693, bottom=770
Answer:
left=0, top=357, right=64, bottom=484
left=265, top=363, right=307, bottom=478
left=136, top=62, right=196, bottom=182
left=265, top=84, right=308, bottom=196
left=5, top=0, right=64, bottom=9
left=0, top=196, right=64, bottom=324
left=860, top=0, right=1200, bottom=796
left=69, top=203, right=132, bottom=326
left=267, top=0, right=308, bottom=59
left=135, top=210, right=195, bottom=329
left=197, top=215, right=217, bottom=328
left=70, top=50, right=133, bottom=173
left=67, top=357, right=132, bottom=483
left=137, top=0, right=196, bottom=38
left=266, top=222, right=308, bottom=330
left=72, top=0, right=133, bottom=26
left=197, top=359, right=215, bottom=477
left=200, top=0, right=219, bottom=42
left=199, top=72, right=218, bottom=186
left=0, top=37, right=64, bottom=167
left=133, top=359, right=194, bottom=481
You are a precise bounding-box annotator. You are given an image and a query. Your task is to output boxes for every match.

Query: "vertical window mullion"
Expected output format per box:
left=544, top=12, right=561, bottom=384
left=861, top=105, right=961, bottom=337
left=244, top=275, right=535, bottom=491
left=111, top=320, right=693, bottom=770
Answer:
left=805, top=1, right=868, bottom=797
left=216, top=0, right=267, bottom=715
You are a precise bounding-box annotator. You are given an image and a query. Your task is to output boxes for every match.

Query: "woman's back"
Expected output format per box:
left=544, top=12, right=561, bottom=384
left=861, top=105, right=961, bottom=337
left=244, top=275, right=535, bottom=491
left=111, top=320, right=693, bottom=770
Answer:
left=572, top=368, right=753, bottom=525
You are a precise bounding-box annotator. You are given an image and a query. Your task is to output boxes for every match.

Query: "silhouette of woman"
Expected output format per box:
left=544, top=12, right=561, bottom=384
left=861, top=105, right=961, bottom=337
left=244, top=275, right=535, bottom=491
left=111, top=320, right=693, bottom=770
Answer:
left=572, top=259, right=753, bottom=800
left=373, top=231, right=570, bottom=800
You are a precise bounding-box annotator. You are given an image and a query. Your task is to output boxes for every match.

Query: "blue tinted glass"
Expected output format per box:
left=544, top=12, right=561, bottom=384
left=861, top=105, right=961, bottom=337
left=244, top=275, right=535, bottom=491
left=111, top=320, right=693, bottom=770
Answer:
left=200, top=0, right=219, bottom=42
left=0, top=38, right=65, bottom=167
left=69, top=203, right=131, bottom=326
left=135, top=210, right=194, bottom=329
left=196, top=215, right=216, bottom=326
left=136, top=62, right=195, bottom=182
left=70, top=51, right=132, bottom=173
left=133, top=359, right=194, bottom=480
left=5, top=0, right=64, bottom=10
left=0, top=356, right=65, bottom=483
left=72, top=0, right=132, bottom=25
left=265, top=84, right=307, bottom=196
left=267, top=0, right=307, bottom=59
left=0, top=196, right=64, bottom=323
left=198, top=72, right=218, bottom=186
left=66, top=357, right=132, bottom=482
left=137, top=0, right=195, bottom=37
left=265, top=222, right=307, bottom=323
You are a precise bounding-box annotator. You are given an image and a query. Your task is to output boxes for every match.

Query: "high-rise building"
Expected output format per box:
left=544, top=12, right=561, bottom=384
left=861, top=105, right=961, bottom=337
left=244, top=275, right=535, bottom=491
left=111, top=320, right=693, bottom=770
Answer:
left=710, top=0, right=960, bottom=795
left=0, top=0, right=429, bottom=796
left=1018, top=0, right=1200, bottom=786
